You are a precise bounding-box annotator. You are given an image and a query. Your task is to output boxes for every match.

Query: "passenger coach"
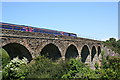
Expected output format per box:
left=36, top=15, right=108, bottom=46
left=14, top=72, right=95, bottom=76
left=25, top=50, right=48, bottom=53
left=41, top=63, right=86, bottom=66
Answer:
left=0, top=22, right=77, bottom=37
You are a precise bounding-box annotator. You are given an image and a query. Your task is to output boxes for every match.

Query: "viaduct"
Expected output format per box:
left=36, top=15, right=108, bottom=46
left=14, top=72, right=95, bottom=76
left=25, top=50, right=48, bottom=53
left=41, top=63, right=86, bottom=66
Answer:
left=1, top=29, right=103, bottom=67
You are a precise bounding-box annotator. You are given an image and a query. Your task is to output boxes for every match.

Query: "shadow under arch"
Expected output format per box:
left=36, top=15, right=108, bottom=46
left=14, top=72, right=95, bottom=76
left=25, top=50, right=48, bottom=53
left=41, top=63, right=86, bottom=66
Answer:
left=91, top=46, right=96, bottom=62
left=98, top=46, right=101, bottom=56
left=40, top=43, right=62, bottom=60
left=2, top=43, right=32, bottom=61
left=81, top=45, right=90, bottom=63
left=65, top=44, right=79, bottom=59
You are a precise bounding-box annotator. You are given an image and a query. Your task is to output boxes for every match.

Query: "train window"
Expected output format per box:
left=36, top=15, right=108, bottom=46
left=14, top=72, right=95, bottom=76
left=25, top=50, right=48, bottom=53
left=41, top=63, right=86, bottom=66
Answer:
left=2, top=25, right=12, bottom=29
left=54, top=32, right=61, bottom=35
left=18, top=26, right=23, bottom=30
left=0, top=25, right=2, bottom=28
left=13, top=26, right=21, bottom=30
left=34, top=29, right=37, bottom=32
left=40, top=30, right=44, bottom=33
left=34, top=28, right=39, bottom=32
left=48, top=31, right=52, bottom=34
left=12, top=25, right=15, bottom=29
left=63, top=33, right=69, bottom=36
left=21, top=27, right=26, bottom=31
left=19, top=27, right=23, bottom=30
left=2, top=25, right=7, bottom=28
left=45, top=31, right=49, bottom=34
left=70, top=34, right=77, bottom=37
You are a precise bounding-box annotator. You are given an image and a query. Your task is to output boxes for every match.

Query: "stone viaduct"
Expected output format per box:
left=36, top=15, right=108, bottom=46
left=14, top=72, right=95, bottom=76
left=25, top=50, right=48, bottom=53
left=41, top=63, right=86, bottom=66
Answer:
left=1, top=29, right=103, bottom=67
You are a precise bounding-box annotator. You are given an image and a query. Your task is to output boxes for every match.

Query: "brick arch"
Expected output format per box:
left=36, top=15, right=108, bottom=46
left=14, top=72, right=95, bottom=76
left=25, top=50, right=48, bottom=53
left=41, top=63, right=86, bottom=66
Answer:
left=98, top=46, right=101, bottom=57
left=37, top=40, right=62, bottom=55
left=80, top=43, right=91, bottom=51
left=2, top=42, right=32, bottom=61
left=81, top=45, right=90, bottom=63
left=65, top=44, right=79, bottom=59
left=91, top=46, right=97, bottom=62
left=2, top=39, right=32, bottom=55
left=39, top=42, right=62, bottom=60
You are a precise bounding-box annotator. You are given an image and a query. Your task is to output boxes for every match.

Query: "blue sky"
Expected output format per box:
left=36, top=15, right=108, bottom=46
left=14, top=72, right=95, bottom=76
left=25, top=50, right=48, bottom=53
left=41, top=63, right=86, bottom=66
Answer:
left=1, top=2, right=118, bottom=40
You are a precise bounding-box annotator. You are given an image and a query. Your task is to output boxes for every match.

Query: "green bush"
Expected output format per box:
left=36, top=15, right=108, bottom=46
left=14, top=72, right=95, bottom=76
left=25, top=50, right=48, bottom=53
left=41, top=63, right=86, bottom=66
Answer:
left=62, top=59, right=83, bottom=78
left=2, top=54, right=119, bottom=79
left=26, top=56, right=68, bottom=78
left=107, top=56, right=120, bottom=79
left=0, top=48, right=10, bottom=68
left=62, top=58, right=99, bottom=79
left=99, top=56, right=120, bottom=79
left=94, top=62, right=99, bottom=69
left=2, top=57, right=28, bottom=79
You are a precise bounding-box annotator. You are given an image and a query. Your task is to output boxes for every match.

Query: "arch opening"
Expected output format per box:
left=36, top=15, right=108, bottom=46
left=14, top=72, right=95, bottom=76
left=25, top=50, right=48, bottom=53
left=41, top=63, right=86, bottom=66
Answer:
left=40, top=43, right=62, bottom=60
left=98, top=46, right=101, bottom=56
left=81, top=45, right=90, bottom=63
left=91, top=46, right=96, bottom=61
left=2, top=43, right=32, bottom=61
left=65, top=44, right=79, bottom=59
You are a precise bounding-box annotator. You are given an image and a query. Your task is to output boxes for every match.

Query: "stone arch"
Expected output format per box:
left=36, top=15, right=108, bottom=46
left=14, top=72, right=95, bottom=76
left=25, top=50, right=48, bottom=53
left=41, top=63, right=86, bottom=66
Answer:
left=65, top=44, right=79, bottom=59
left=81, top=45, right=90, bottom=63
left=40, top=43, right=62, bottom=60
left=91, top=46, right=96, bottom=62
left=2, top=43, right=32, bottom=61
left=98, top=46, right=101, bottom=56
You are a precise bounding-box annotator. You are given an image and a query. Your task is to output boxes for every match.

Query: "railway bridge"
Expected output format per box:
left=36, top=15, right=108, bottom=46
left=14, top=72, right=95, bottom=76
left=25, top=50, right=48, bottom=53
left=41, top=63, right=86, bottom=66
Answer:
left=1, top=29, right=102, bottom=66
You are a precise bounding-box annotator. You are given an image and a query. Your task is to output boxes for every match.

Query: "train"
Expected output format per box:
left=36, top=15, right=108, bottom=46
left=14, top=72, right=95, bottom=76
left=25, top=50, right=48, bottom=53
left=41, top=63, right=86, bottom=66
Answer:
left=0, top=22, right=77, bottom=37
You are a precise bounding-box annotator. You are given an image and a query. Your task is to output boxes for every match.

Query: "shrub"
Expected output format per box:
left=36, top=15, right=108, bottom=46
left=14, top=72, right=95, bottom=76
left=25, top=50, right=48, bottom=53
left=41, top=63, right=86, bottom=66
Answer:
left=94, top=62, right=99, bottom=69
left=0, top=48, right=10, bottom=68
left=26, top=56, right=68, bottom=78
left=107, top=56, right=120, bottom=79
left=62, top=58, right=99, bottom=79
left=2, top=57, right=28, bottom=79
left=100, top=56, right=120, bottom=79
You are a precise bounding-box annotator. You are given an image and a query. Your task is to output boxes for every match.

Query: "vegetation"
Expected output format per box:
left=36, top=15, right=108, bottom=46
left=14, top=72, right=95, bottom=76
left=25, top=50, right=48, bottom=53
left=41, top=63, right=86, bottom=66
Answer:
left=2, top=57, right=28, bottom=80
left=0, top=48, right=10, bottom=68
left=26, top=56, right=68, bottom=78
left=2, top=54, right=120, bottom=79
left=95, top=53, right=120, bottom=79
left=103, top=38, right=120, bottom=54
left=0, top=48, right=10, bottom=80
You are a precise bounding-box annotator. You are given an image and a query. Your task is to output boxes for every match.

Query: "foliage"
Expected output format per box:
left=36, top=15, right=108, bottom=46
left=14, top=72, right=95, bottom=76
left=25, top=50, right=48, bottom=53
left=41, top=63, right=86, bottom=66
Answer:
left=94, top=62, right=99, bottom=69
left=26, top=56, right=68, bottom=78
left=62, top=59, right=82, bottom=78
left=62, top=59, right=99, bottom=79
left=2, top=57, right=28, bottom=80
left=26, top=57, right=99, bottom=79
left=106, top=56, right=120, bottom=79
left=103, top=38, right=120, bottom=54
left=0, top=48, right=10, bottom=68
left=98, top=56, right=120, bottom=79
left=2, top=52, right=120, bottom=79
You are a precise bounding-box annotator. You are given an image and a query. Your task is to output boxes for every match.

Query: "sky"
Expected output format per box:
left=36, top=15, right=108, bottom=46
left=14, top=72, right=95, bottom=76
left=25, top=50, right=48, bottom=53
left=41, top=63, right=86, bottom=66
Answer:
left=1, top=2, right=118, bottom=41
